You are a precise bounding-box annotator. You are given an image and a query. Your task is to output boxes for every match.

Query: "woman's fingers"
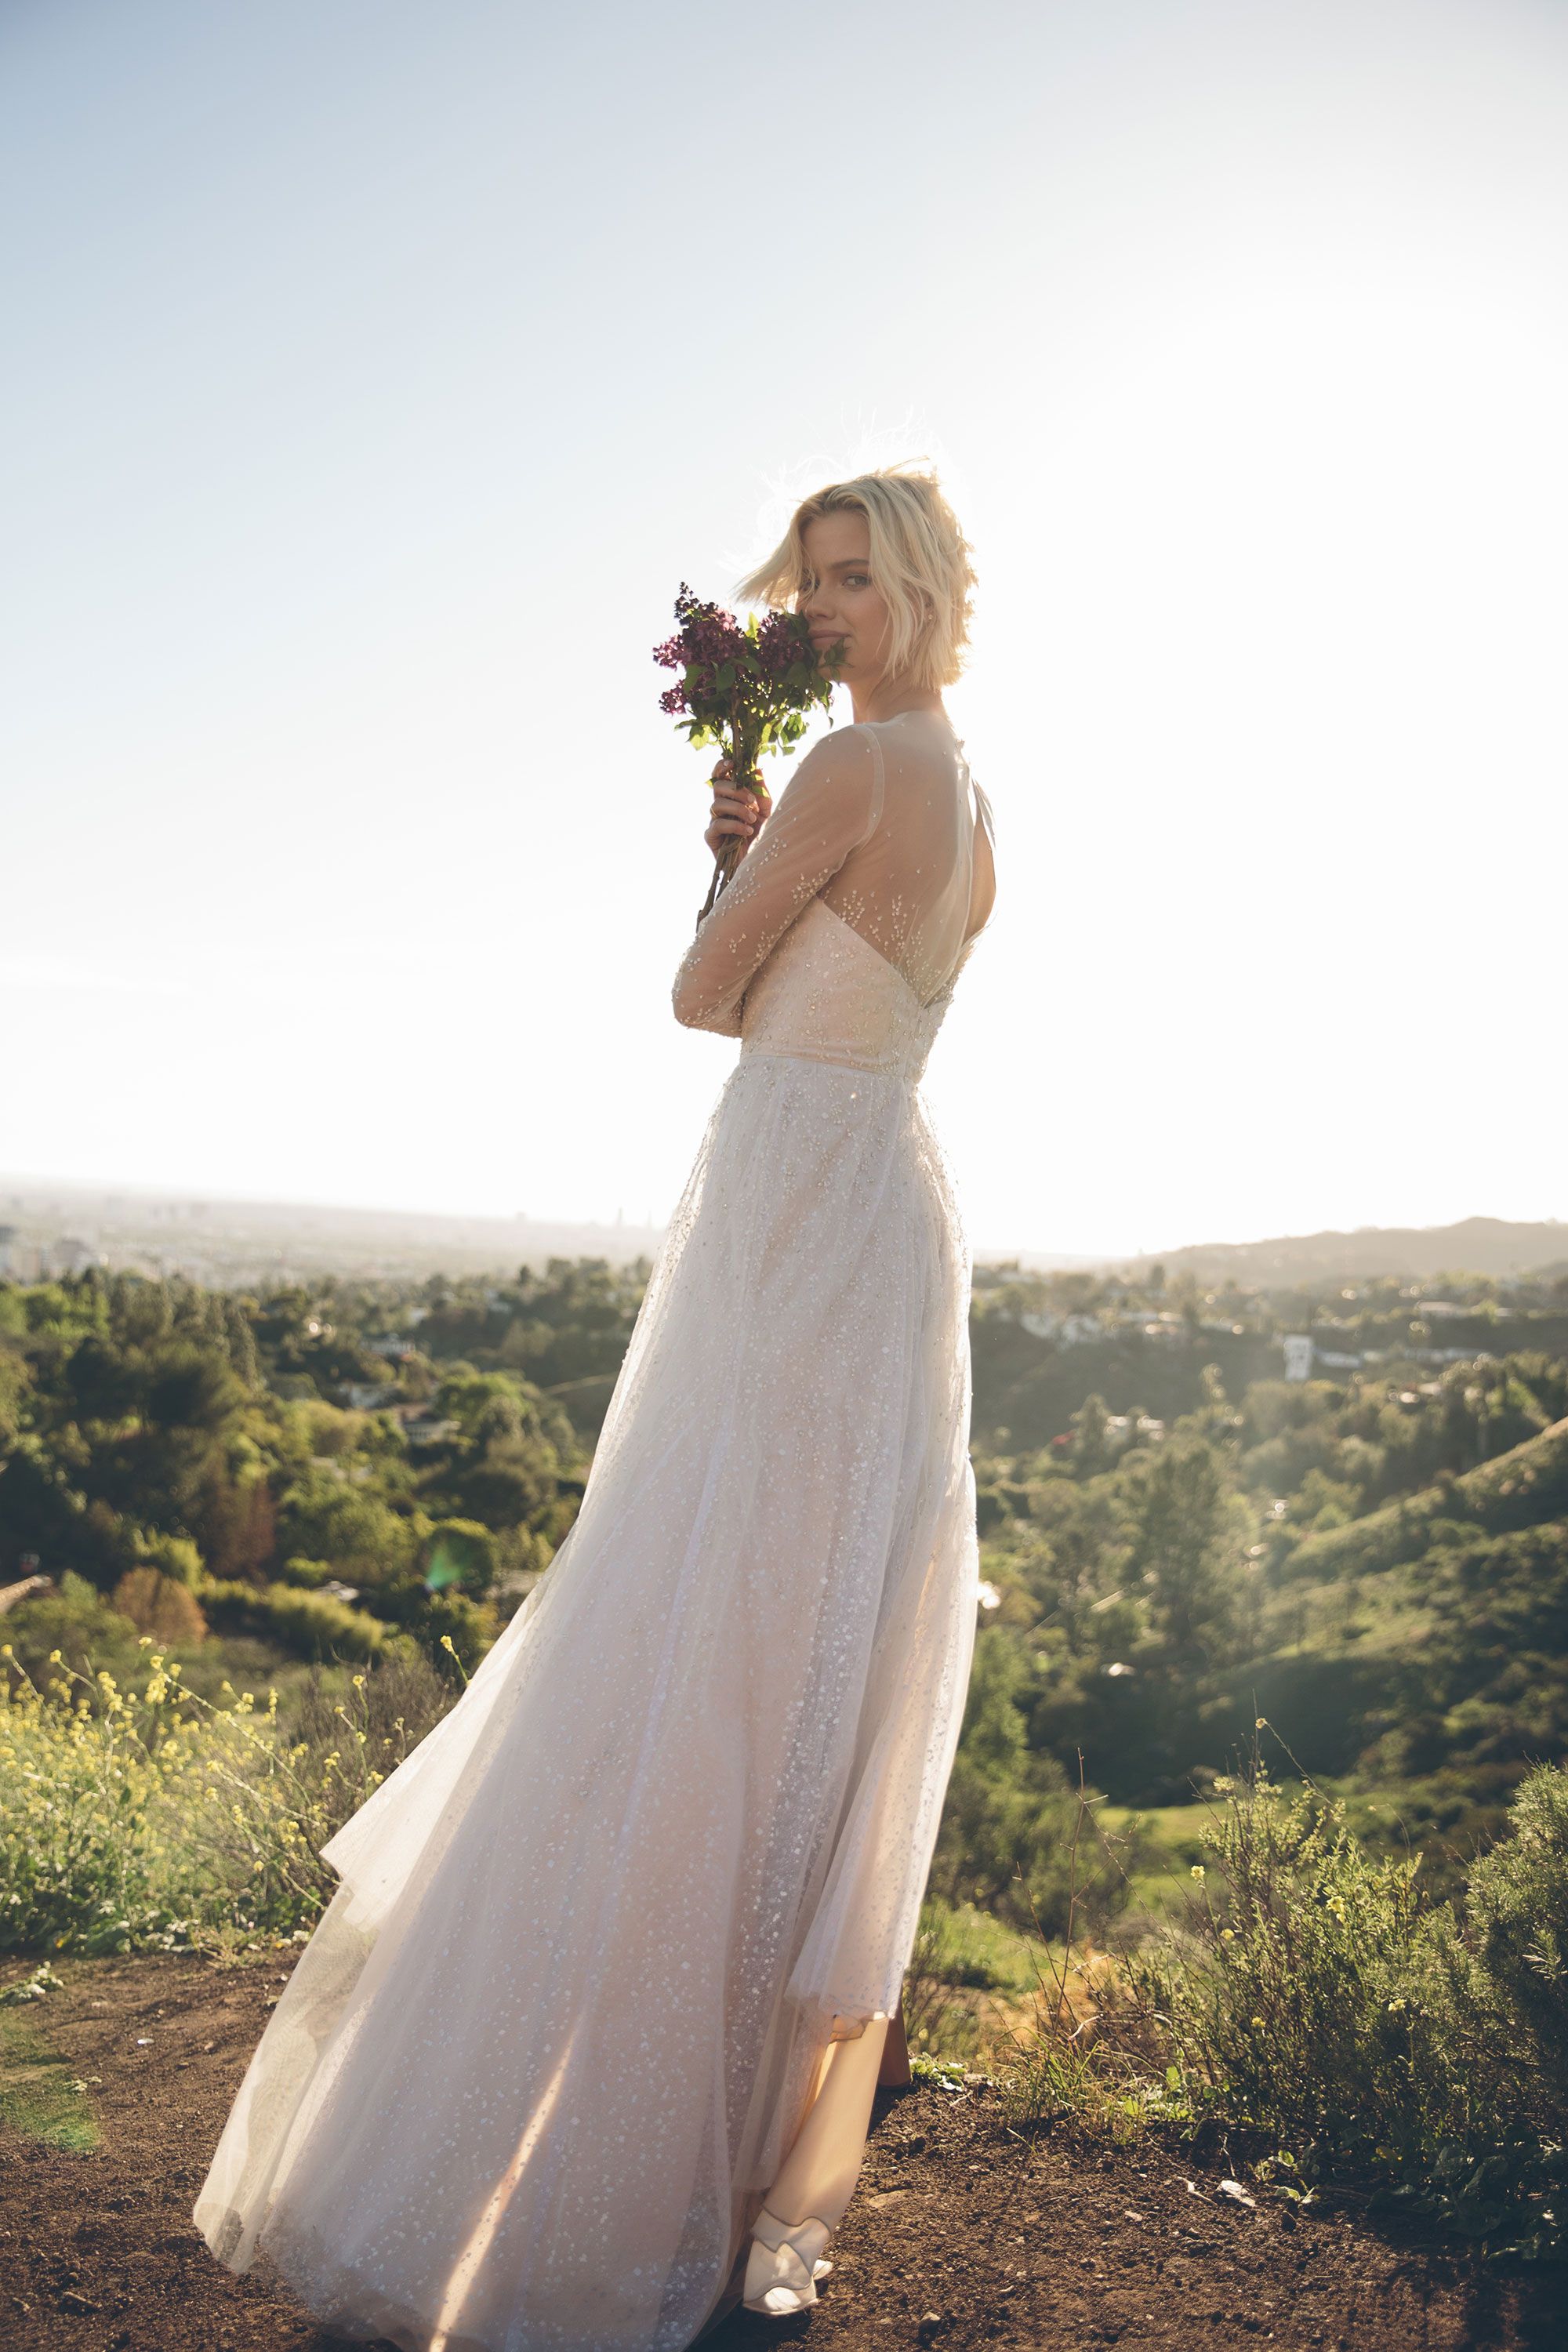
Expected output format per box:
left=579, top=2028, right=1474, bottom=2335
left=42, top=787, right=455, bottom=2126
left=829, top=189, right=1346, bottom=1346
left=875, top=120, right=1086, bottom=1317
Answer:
left=709, top=786, right=768, bottom=826
left=704, top=775, right=772, bottom=855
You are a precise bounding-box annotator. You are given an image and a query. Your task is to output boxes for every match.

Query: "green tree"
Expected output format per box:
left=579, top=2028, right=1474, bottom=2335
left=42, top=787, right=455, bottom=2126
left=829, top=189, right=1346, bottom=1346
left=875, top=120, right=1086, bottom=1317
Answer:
left=1069, top=1392, right=1113, bottom=1479
left=930, top=1626, right=1082, bottom=1932
left=275, top=1475, right=421, bottom=1589
left=1125, top=1441, right=1247, bottom=1664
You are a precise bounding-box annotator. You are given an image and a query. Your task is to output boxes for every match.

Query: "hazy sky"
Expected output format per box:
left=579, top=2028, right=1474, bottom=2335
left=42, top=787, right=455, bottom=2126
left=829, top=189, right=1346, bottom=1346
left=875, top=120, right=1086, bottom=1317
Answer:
left=3, top=0, right=1565, bottom=1259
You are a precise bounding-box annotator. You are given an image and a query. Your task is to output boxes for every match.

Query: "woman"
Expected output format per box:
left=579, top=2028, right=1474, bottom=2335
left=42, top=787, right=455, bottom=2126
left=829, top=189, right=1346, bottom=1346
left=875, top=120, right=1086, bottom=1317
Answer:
left=194, top=463, right=996, bottom=2350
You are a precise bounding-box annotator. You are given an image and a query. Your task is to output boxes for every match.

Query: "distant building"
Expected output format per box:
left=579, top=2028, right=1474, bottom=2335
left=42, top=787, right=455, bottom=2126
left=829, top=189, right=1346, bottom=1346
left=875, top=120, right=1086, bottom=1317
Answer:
left=48, top=1236, right=102, bottom=1276
left=1282, top=1334, right=1314, bottom=1381
left=397, top=1407, right=459, bottom=1448
left=1061, top=1313, right=1103, bottom=1345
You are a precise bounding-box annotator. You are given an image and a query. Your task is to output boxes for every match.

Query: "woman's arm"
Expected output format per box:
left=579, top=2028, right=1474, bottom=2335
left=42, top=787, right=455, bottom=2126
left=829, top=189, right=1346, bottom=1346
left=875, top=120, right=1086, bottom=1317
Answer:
left=671, top=727, right=881, bottom=1035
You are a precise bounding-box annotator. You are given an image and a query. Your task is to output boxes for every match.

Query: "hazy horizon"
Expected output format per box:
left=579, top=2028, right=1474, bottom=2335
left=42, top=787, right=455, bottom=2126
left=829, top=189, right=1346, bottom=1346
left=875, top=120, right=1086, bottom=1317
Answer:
left=5, top=1164, right=1564, bottom=1280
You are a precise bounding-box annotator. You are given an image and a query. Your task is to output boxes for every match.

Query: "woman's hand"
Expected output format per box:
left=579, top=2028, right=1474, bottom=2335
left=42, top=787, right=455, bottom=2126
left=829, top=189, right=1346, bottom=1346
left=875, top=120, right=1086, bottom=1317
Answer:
left=704, top=757, right=771, bottom=863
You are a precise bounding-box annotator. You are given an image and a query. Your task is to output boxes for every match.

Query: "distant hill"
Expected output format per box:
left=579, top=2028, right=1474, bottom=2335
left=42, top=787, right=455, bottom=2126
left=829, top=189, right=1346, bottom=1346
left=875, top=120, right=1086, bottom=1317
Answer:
left=8, top=1176, right=1564, bottom=1291
left=1116, top=1215, right=1568, bottom=1286
left=1290, top=1414, right=1568, bottom=1582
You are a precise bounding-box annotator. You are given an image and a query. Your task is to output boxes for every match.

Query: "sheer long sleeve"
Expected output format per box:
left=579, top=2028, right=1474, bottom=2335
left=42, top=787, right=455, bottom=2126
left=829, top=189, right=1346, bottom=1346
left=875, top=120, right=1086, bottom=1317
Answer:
left=672, top=727, right=883, bottom=1036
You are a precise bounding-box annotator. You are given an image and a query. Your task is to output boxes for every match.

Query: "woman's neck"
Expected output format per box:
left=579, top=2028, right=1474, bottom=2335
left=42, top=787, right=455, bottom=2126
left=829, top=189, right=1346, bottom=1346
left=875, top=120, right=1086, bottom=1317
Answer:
left=848, top=675, right=947, bottom=727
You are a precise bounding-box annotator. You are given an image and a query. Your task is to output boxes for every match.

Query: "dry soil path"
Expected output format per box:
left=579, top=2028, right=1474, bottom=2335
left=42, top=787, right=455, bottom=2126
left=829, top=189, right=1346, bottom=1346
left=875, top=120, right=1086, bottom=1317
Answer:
left=1, top=1957, right=1563, bottom=2351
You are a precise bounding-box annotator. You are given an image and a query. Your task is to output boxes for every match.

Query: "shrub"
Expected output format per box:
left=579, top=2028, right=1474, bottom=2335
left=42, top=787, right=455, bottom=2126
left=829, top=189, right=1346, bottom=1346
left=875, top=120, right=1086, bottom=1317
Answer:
left=136, top=1534, right=204, bottom=1588
left=273, top=1475, right=422, bottom=1588
left=1134, top=1764, right=1568, bottom=2249
left=1461, top=1760, right=1568, bottom=2111
left=0, top=1642, right=431, bottom=1955
left=111, top=1567, right=209, bottom=1647
left=280, top=1647, right=454, bottom=1762
left=366, top=1584, right=494, bottom=1679
left=199, top=1577, right=391, bottom=1663
left=423, top=1519, right=498, bottom=1597
left=277, top=1555, right=338, bottom=1588
left=0, top=1573, right=146, bottom=1685
left=989, top=1763, right=1568, bottom=2249
left=1141, top=1778, right=1461, bottom=2169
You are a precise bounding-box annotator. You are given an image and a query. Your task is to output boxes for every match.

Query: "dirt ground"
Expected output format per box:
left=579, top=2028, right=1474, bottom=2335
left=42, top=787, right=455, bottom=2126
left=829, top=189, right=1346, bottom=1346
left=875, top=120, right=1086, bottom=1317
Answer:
left=2, top=1954, right=1564, bottom=2352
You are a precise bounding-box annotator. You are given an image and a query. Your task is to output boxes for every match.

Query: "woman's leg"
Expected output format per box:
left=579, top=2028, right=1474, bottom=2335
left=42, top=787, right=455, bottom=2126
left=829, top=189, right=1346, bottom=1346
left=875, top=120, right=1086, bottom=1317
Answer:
left=763, top=2012, right=891, bottom=2231
left=742, top=1990, right=913, bottom=2313
left=878, top=2002, right=913, bottom=2087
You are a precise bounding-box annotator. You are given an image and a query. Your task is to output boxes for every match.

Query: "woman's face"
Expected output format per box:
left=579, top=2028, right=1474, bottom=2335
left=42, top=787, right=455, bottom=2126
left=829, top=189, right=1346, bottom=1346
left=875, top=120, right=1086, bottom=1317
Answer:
left=798, top=511, right=892, bottom=685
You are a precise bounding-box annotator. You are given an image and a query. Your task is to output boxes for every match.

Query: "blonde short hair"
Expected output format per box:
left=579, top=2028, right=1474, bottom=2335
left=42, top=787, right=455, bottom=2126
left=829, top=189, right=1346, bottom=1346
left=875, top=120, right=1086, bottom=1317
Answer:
left=734, top=463, right=975, bottom=691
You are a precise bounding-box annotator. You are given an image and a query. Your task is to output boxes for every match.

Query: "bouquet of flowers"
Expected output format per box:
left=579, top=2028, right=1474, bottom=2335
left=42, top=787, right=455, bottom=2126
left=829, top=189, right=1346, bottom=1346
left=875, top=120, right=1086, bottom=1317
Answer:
left=655, top=583, right=842, bottom=926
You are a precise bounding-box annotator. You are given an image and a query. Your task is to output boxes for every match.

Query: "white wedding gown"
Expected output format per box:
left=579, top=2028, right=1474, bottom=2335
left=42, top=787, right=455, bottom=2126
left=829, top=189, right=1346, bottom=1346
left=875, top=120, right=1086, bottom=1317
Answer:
left=194, top=704, right=996, bottom=2350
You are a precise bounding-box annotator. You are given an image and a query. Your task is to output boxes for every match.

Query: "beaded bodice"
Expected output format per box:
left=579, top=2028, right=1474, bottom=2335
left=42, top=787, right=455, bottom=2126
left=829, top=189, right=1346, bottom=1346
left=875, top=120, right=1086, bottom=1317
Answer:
left=671, top=708, right=995, bottom=1070
left=739, top=898, right=959, bottom=1083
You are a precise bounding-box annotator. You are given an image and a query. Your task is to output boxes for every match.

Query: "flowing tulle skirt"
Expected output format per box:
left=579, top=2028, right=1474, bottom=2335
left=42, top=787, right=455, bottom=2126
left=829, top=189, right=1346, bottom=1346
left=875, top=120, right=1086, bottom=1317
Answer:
left=194, top=1044, right=980, bottom=2351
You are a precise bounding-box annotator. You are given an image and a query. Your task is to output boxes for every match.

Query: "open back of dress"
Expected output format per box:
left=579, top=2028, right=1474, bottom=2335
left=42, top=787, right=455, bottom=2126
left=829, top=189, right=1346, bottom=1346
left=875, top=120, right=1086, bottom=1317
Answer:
left=671, top=706, right=996, bottom=1038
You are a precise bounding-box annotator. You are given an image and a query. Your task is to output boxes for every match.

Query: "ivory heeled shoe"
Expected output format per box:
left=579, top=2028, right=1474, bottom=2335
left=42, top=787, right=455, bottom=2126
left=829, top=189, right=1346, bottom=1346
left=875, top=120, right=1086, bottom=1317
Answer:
left=741, top=2208, right=834, bottom=2315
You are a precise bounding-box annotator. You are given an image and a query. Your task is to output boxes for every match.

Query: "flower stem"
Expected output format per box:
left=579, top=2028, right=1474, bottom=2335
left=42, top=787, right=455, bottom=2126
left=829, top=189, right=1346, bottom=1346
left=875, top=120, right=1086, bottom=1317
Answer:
left=694, top=740, right=764, bottom=929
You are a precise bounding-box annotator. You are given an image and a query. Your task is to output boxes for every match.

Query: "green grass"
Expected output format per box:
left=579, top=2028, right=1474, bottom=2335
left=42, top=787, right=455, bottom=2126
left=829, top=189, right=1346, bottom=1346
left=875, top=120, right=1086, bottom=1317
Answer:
left=1106, top=1777, right=1519, bottom=1922
left=0, top=2009, right=99, bottom=2153
left=913, top=1896, right=1044, bottom=1997
left=1097, top=1799, right=1225, bottom=1916
left=1100, top=1799, right=1213, bottom=1856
